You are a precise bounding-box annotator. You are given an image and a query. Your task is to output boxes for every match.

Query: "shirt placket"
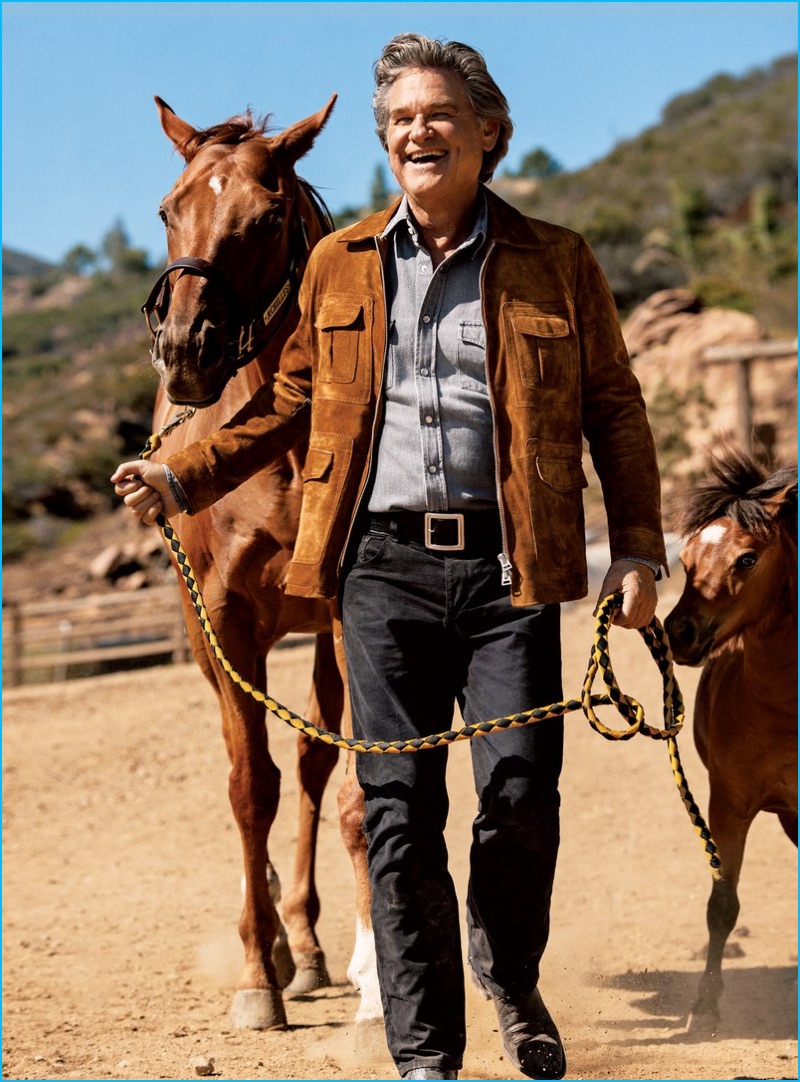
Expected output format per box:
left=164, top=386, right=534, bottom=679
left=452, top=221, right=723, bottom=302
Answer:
left=413, top=250, right=449, bottom=511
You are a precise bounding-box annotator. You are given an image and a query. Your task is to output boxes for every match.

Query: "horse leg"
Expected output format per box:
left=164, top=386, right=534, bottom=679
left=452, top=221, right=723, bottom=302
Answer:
left=222, top=680, right=290, bottom=1029
left=691, top=795, right=751, bottom=1025
left=332, top=618, right=383, bottom=1026
left=281, top=632, right=342, bottom=996
left=337, top=764, right=383, bottom=1024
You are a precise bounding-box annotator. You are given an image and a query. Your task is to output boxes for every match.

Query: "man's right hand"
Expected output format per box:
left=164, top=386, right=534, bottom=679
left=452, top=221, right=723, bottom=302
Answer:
left=110, top=461, right=179, bottom=525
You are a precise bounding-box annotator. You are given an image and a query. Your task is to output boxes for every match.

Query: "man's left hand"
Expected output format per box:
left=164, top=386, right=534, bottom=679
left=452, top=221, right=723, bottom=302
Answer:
left=596, top=559, right=658, bottom=629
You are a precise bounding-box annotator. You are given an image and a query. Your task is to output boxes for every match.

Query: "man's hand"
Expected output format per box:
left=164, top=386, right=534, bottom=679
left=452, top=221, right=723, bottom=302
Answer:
left=596, top=558, right=658, bottom=629
left=110, top=461, right=178, bottom=525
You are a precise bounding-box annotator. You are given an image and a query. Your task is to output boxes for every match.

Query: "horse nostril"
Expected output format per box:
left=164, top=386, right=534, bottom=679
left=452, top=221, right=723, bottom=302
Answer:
left=668, top=617, right=696, bottom=648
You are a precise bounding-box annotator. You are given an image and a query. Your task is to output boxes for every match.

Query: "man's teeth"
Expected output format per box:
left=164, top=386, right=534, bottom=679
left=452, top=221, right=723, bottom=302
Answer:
left=410, top=152, right=446, bottom=163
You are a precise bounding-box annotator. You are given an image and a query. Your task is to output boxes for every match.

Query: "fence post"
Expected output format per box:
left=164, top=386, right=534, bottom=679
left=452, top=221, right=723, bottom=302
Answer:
left=6, top=603, right=22, bottom=688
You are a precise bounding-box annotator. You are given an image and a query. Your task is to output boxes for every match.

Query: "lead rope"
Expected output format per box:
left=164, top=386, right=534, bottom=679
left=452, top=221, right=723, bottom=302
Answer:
left=139, top=430, right=720, bottom=879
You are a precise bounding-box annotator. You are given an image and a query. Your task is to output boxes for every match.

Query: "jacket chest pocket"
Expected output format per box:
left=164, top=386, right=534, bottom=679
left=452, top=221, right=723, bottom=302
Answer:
left=504, top=303, right=575, bottom=401
left=315, top=295, right=373, bottom=403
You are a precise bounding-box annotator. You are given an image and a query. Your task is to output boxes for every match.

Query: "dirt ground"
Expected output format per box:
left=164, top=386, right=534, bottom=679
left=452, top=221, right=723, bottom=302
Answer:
left=3, top=578, right=797, bottom=1082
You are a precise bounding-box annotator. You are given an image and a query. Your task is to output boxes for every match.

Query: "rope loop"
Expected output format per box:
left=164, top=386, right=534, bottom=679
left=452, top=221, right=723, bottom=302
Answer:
left=147, top=496, right=720, bottom=879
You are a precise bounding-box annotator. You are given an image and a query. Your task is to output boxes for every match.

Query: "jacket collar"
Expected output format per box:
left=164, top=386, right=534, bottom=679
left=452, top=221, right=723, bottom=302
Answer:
left=337, top=186, right=545, bottom=249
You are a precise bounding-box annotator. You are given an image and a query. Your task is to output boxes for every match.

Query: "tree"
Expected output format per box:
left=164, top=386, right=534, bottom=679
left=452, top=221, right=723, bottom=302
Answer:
left=62, top=243, right=97, bottom=276
left=514, top=147, right=563, bottom=180
left=99, top=218, right=150, bottom=275
left=370, top=164, right=391, bottom=212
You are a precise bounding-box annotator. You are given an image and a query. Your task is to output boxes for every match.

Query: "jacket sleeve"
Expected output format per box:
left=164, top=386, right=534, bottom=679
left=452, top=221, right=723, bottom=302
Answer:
left=576, top=238, right=668, bottom=567
left=164, top=259, right=320, bottom=514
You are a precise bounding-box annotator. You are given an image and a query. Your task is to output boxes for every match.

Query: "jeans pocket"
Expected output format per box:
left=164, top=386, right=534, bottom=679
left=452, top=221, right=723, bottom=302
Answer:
left=356, top=532, right=390, bottom=566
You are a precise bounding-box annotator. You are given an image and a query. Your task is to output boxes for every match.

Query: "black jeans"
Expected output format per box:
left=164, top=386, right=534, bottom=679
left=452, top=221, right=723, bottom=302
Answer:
left=341, top=530, right=564, bottom=1077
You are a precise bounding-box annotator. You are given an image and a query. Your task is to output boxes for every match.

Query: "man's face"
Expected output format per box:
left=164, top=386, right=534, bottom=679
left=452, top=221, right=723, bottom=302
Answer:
left=385, top=67, right=499, bottom=212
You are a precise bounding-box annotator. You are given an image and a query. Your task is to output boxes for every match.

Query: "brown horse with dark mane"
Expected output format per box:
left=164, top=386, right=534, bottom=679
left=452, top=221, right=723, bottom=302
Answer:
left=141, top=97, right=379, bottom=1031
left=665, top=444, right=797, bottom=1023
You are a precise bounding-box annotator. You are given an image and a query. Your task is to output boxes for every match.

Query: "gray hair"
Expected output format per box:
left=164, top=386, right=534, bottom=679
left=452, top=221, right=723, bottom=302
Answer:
left=372, top=33, right=513, bottom=183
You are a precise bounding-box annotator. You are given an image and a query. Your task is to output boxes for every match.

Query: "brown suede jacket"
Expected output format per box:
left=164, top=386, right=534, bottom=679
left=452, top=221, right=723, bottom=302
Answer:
left=166, top=189, right=667, bottom=605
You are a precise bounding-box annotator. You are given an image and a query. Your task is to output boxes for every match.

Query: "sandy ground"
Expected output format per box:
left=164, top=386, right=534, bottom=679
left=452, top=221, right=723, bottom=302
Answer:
left=3, top=578, right=797, bottom=1082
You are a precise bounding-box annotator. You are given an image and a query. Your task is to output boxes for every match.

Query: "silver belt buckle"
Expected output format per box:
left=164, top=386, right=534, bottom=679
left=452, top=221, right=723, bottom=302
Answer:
left=424, top=512, right=465, bottom=551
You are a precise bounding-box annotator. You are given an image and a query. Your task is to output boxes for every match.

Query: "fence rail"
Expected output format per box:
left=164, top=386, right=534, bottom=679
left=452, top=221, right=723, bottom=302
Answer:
left=3, top=584, right=190, bottom=687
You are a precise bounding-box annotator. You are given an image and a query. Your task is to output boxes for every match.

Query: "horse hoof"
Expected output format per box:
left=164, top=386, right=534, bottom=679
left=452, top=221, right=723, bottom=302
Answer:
left=686, top=1006, right=720, bottom=1038
left=285, top=951, right=330, bottom=996
left=353, top=1016, right=387, bottom=1055
left=230, top=988, right=287, bottom=1030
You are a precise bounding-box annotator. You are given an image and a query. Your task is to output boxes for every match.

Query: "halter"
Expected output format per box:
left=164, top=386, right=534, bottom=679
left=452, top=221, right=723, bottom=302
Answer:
left=141, top=180, right=333, bottom=377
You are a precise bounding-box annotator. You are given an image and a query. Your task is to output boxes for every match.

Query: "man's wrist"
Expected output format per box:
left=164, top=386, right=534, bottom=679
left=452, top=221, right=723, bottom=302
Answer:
left=618, top=555, right=662, bottom=581
left=164, top=465, right=192, bottom=515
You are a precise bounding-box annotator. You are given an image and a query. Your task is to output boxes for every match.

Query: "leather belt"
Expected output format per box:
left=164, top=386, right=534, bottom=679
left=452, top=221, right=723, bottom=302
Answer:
left=367, top=511, right=502, bottom=557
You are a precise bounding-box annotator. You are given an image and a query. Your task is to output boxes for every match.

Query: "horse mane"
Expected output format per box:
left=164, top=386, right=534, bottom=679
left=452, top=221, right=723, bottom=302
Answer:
left=181, top=110, right=274, bottom=162
left=679, top=441, right=798, bottom=541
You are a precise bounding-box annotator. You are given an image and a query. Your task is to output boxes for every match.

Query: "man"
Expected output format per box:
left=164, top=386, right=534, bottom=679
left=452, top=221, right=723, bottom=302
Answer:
left=112, top=34, right=666, bottom=1081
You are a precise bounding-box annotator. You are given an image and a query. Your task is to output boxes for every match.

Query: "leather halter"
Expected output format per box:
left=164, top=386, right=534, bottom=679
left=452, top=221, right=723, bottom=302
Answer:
left=141, top=181, right=333, bottom=376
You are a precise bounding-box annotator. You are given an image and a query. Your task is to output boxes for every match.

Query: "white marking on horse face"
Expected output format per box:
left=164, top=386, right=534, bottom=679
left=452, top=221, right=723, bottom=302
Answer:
left=209, top=175, right=224, bottom=196
left=699, top=523, right=728, bottom=546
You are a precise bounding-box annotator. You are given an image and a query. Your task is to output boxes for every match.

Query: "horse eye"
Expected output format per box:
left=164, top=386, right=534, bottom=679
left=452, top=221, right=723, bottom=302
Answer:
left=158, top=208, right=168, bottom=226
left=263, top=208, right=285, bottom=230
left=736, top=552, right=758, bottom=570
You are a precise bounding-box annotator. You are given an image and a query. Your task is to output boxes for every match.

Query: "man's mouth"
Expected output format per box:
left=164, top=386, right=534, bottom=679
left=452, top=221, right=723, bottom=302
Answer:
left=408, top=150, right=447, bottom=164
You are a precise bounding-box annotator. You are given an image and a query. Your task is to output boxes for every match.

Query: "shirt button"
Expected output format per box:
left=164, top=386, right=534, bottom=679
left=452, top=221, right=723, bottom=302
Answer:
left=425, top=415, right=434, bottom=424
left=422, top=315, right=431, bottom=324
left=428, top=465, right=438, bottom=474
left=420, top=367, right=429, bottom=376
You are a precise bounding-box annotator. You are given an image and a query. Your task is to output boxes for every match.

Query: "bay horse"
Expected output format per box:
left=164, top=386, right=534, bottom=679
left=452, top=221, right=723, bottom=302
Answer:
left=664, top=444, right=797, bottom=1023
left=142, top=97, right=379, bottom=1031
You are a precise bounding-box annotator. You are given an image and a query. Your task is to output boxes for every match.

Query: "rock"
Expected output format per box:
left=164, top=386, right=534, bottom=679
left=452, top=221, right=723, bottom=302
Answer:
left=622, top=288, right=701, bottom=358
left=192, top=1056, right=216, bottom=1076
left=89, top=544, right=125, bottom=580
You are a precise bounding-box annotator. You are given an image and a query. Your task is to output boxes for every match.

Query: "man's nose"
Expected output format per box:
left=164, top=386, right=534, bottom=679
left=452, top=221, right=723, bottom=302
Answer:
left=409, top=114, right=431, bottom=141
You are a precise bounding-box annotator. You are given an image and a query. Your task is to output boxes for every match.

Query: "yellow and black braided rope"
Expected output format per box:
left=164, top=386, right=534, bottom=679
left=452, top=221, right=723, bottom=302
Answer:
left=152, top=509, right=721, bottom=880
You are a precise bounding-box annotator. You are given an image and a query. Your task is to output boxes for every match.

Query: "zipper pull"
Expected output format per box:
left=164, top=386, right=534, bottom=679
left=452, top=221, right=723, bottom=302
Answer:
left=498, top=552, right=513, bottom=586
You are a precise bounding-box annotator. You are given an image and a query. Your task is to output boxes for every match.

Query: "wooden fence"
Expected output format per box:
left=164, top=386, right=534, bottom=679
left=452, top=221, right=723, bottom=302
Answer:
left=3, top=584, right=191, bottom=687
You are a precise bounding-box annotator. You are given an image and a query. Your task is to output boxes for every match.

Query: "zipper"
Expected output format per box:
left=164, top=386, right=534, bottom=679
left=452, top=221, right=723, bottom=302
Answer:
left=335, top=235, right=389, bottom=579
left=479, top=240, right=513, bottom=588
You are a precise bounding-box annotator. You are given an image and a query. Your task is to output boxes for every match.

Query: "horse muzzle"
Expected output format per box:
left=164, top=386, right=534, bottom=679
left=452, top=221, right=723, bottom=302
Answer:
left=664, top=612, right=715, bottom=667
left=150, top=325, right=233, bottom=407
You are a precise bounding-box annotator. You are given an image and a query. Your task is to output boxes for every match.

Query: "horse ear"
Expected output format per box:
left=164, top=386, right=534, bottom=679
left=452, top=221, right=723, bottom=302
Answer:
left=154, top=96, right=198, bottom=160
left=766, top=478, right=798, bottom=525
left=271, top=94, right=337, bottom=165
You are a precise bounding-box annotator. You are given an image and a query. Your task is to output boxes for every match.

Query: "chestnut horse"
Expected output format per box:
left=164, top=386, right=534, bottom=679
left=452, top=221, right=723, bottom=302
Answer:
left=142, top=97, right=379, bottom=1031
left=664, top=445, right=797, bottom=1023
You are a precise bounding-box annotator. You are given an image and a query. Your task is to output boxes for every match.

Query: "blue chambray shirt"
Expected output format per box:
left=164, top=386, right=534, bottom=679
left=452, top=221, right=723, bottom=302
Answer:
left=367, top=194, right=497, bottom=513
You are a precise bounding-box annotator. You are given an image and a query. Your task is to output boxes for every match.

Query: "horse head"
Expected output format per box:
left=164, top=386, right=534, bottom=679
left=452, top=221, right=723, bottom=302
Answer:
left=665, top=447, right=797, bottom=665
left=144, top=94, right=336, bottom=406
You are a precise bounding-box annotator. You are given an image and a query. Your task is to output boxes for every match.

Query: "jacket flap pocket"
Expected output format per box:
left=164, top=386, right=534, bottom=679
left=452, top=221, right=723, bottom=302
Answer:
left=536, top=455, right=587, bottom=493
left=302, top=447, right=334, bottom=481
left=513, top=314, right=570, bottom=339
left=315, top=300, right=364, bottom=331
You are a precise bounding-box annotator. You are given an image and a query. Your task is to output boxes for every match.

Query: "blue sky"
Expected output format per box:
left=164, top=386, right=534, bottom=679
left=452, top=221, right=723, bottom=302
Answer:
left=2, top=1, right=797, bottom=267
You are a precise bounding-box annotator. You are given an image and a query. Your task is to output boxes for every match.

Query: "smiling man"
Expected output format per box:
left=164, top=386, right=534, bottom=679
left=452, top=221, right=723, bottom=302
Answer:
left=112, top=33, right=666, bottom=1081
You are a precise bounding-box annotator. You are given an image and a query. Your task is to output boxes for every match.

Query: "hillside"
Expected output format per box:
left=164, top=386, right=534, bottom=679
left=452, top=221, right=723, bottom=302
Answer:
left=2, top=54, right=797, bottom=581
left=506, top=54, right=797, bottom=329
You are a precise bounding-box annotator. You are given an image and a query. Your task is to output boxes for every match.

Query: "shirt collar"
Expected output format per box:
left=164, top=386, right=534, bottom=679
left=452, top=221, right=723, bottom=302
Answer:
left=380, top=191, right=488, bottom=258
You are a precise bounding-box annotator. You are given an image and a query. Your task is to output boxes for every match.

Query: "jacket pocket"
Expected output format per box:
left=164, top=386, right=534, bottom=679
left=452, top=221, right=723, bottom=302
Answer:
left=314, top=295, right=373, bottom=404
left=503, top=302, right=574, bottom=396
left=523, top=440, right=588, bottom=572
left=293, top=433, right=353, bottom=566
left=536, top=450, right=588, bottom=493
